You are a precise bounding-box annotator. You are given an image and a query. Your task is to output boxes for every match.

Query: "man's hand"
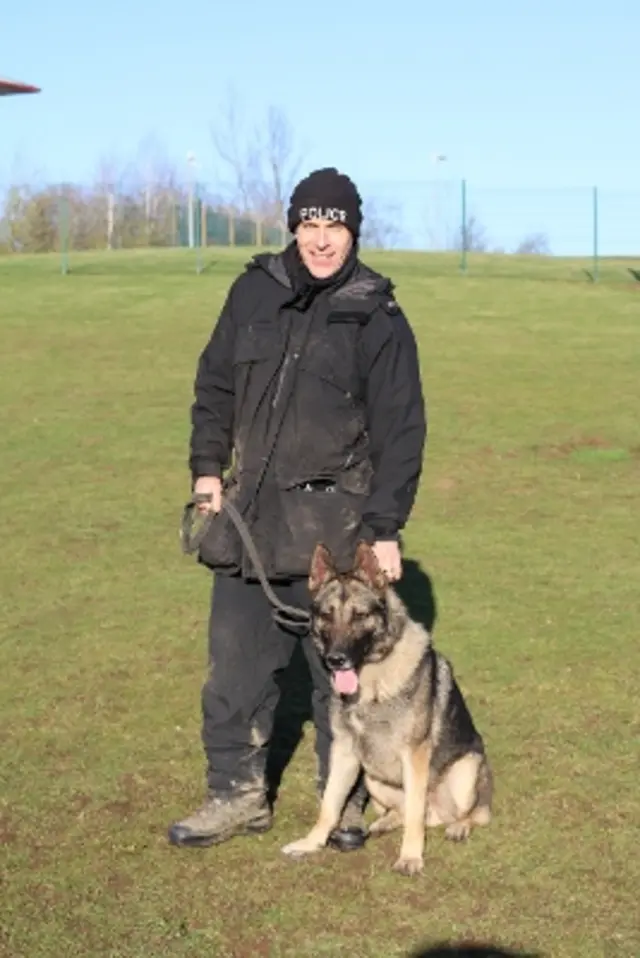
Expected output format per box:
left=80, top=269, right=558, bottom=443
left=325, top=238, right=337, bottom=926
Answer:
left=193, top=476, right=222, bottom=514
left=372, top=540, right=402, bottom=583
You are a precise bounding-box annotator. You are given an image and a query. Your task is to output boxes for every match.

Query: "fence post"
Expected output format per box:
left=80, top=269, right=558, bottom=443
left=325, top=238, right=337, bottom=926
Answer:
left=201, top=201, right=207, bottom=249
left=459, top=178, right=468, bottom=274
left=60, top=194, right=69, bottom=275
left=187, top=178, right=195, bottom=249
left=592, top=186, right=599, bottom=282
left=171, top=201, right=178, bottom=247
left=194, top=189, right=203, bottom=274
left=106, top=192, right=115, bottom=250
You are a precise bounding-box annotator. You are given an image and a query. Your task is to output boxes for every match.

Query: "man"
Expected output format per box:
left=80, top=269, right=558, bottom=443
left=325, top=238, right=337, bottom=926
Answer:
left=168, top=167, right=427, bottom=849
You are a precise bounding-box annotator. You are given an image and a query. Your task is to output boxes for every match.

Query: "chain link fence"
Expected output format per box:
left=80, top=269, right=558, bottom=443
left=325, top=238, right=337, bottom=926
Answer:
left=362, top=180, right=640, bottom=258
left=1, top=179, right=638, bottom=281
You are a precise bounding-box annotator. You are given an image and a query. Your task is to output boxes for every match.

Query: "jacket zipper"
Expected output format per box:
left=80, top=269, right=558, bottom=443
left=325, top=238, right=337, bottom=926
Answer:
left=271, top=309, right=297, bottom=409
left=271, top=353, right=290, bottom=409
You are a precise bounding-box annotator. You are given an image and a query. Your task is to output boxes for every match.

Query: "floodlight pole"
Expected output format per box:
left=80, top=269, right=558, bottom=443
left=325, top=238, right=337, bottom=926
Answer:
left=592, top=186, right=599, bottom=282
left=187, top=152, right=196, bottom=249
left=460, top=178, right=468, bottom=274
left=431, top=153, right=448, bottom=251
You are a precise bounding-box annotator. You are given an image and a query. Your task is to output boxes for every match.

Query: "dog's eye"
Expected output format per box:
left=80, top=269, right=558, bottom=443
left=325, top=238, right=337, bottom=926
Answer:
left=314, top=611, right=333, bottom=627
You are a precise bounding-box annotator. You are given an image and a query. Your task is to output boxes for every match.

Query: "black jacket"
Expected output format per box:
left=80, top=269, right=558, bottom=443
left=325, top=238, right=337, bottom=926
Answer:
left=189, top=250, right=427, bottom=579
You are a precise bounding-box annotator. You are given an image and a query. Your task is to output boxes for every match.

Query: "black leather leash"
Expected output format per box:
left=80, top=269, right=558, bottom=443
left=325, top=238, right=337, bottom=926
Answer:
left=180, top=492, right=311, bottom=634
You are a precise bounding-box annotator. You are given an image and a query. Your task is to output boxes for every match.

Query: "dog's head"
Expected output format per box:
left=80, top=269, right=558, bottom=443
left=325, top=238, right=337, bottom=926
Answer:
left=308, top=540, right=398, bottom=696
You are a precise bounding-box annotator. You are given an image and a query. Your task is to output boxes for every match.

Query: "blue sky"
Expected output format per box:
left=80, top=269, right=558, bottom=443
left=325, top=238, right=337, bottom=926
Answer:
left=3, top=0, right=639, bottom=254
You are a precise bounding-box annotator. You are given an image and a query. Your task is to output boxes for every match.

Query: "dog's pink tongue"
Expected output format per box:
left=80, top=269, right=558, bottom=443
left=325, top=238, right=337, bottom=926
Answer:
left=333, top=669, right=359, bottom=696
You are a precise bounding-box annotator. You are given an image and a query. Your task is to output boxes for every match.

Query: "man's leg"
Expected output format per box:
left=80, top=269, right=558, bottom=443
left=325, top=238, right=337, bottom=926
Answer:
left=288, top=579, right=369, bottom=850
left=168, top=574, right=296, bottom=847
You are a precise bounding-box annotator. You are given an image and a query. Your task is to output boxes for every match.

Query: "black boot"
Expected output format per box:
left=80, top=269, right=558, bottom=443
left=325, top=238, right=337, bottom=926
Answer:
left=326, top=775, right=369, bottom=852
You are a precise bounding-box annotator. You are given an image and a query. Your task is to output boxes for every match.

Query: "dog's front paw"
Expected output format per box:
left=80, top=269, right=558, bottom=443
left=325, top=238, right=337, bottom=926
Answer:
left=392, top=855, right=424, bottom=877
left=445, top=821, right=471, bottom=842
left=281, top=836, right=325, bottom=859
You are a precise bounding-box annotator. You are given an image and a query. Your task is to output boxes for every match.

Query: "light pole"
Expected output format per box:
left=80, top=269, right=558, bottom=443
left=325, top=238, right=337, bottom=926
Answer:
left=187, top=151, right=196, bottom=249
left=431, top=153, right=448, bottom=251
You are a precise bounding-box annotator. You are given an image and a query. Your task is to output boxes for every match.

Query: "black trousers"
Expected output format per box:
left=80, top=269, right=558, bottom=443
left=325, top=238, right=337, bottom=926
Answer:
left=201, top=573, right=336, bottom=797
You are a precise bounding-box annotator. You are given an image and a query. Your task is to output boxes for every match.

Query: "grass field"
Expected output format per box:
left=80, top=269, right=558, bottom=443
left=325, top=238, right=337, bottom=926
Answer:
left=1, top=248, right=639, bottom=958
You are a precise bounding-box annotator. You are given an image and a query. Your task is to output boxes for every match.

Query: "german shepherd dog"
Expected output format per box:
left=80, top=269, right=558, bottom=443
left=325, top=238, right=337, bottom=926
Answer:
left=282, top=541, right=493, bottom=877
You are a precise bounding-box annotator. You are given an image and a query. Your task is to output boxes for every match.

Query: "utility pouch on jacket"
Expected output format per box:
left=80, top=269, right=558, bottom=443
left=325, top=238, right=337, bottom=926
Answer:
left=189, top=470, right=245, bottom=573
left=272, top=462, right=374, bottom=577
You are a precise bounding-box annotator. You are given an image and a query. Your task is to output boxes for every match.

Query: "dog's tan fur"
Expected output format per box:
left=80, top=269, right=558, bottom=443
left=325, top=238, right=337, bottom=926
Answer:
left=282, top=541, right=493, bottom=876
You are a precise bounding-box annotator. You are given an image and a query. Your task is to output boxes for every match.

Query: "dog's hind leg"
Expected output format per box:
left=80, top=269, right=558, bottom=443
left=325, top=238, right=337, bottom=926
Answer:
left=368, top=807, right=403, bottom=837
left=469, top=755, right=493, bottom=827
left=436, top=752, right=492, bottom=842
left=281, top=734, right=361, bottom=859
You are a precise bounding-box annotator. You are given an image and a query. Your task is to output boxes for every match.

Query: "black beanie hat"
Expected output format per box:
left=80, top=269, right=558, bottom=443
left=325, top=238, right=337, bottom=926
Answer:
left=287, top=167, right=363, bottom=238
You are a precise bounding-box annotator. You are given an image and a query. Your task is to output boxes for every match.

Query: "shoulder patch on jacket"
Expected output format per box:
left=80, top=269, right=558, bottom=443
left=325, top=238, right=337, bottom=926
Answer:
left=332, top=277, right=379, bottom=301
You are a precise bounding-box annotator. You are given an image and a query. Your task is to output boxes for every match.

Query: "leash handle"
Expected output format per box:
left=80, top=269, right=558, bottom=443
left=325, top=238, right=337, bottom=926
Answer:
left=180, top=495, right=311, bottom=634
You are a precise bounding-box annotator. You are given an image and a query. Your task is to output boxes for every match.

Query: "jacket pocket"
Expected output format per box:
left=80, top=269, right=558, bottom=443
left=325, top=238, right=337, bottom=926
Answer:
left=233, top=326, right=279, bottom=365
left=273, top=465, right=373, bottom=577
left=298, top=347, right=359, bottom=400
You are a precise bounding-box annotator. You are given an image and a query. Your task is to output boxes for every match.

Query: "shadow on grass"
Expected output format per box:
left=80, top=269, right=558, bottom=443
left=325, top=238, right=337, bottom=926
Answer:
left=265, top=557, right=438, bottom=805
left=266, top=641, right=313, bottom=805
left=394, top=557, right=438, bottom=634
left=407, top=946, right=541, bottom=958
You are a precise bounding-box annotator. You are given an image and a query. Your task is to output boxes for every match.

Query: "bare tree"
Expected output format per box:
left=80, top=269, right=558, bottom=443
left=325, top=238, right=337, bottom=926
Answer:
left=454, top=214, right=490, bottom=252
left=87, top=140, right=184, bottom=249
left=514, top=232, right=551, bottom=255
left=260, top=105, right=305, bottom=224
left=93, top=153, right=123, bottom=249
left=211, top=88, right=305, bottom=227
left=211, top=91, right=257, bottom=212
left=360, top=197, right=403, bottom=250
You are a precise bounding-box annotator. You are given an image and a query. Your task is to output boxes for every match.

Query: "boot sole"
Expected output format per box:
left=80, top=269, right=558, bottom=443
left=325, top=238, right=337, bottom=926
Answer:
left=168, top=818, right=272, bottom=848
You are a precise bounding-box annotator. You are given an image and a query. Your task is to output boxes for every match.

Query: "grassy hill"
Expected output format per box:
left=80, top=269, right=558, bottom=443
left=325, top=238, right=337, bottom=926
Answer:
left=1, top=248, right=638, bottom=957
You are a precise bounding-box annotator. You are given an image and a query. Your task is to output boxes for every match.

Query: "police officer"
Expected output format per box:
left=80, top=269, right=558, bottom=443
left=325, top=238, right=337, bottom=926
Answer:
left=168, top=167, right=427, bottom=849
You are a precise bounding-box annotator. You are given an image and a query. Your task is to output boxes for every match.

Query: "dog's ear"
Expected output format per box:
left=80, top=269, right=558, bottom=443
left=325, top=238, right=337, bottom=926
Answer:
left=352, top=540, right=387, bottom=592
left=309, top=543, right=336, bottom=593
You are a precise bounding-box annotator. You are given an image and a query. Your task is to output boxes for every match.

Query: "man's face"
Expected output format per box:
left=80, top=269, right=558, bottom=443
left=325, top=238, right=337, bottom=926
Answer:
left=295, top=219, right=353, bottom=279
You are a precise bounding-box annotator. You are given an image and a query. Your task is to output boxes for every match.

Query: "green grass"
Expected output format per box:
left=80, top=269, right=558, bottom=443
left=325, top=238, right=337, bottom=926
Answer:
left=1, top=248, right=639, bottom=958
